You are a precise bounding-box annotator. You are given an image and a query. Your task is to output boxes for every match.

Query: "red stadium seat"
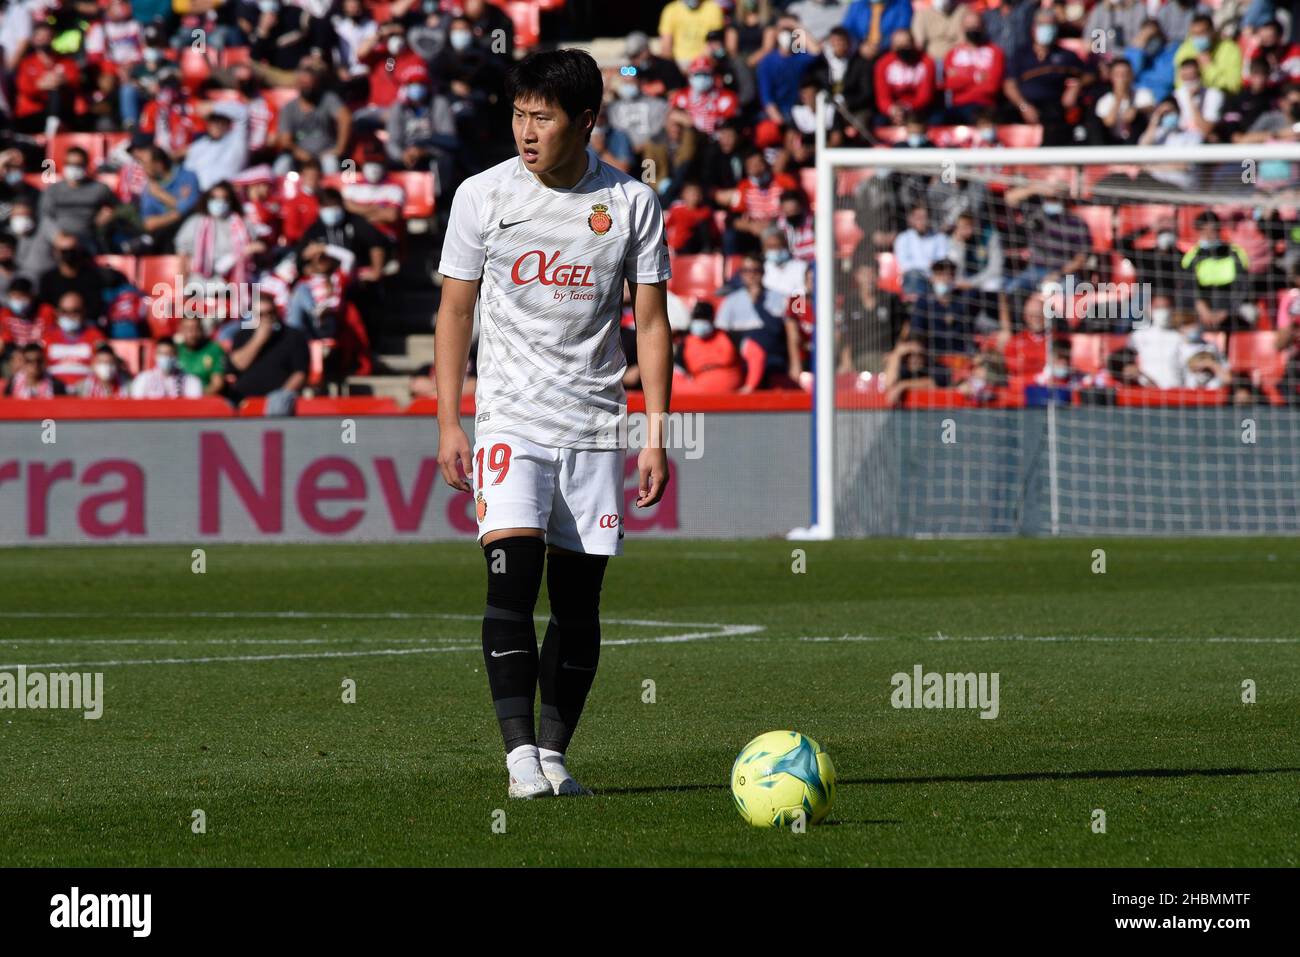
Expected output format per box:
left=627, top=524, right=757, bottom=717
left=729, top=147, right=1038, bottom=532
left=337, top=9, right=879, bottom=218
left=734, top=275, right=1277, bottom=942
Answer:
left=800, top=166, right=817, bottom=207
left=1117, top=204, right=1177, bottom=244
left=389, top=170, right=435, bottom=219
left=833, top=210, right=863, bottom=259
left=96, top=255, right=139, bottom=284
left=997, top=125, right=1043, bottom=148
left=109, top=340, right=145, bottom=375
left=1069, top=333, right=1105, bottom=374
left=836, top=167, right=872, bottom=197
left=1228, top=331, right=1286, bottom=383
left=180, top=47, right=215, bottom=90
left=137, top=255, right=185, bottom=297
left=1057, top=38, right=1093, bottom=62
left=264, top=87, right=299, bottom=113
left=903, top=388, right=971, bottom=409
left=220, top=46, right=252, bottom=68
left=309, top=338, right=334, bottom=386
left=504, top=1, right=541, bottom=49
left=877, top=251, right=901, bottom=293
left=47, top=132, right=107, bottom=169
left=1071, top=205, right=1115, bottom=251
left=873, top=126, right=906, bottom=146
left=667, top=254, right=724, bottom=298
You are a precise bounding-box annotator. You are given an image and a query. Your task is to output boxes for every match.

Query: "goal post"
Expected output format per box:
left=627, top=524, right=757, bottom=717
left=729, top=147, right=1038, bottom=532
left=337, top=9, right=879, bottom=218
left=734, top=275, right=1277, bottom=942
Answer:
left=808, top=92, right=1300, bottom=539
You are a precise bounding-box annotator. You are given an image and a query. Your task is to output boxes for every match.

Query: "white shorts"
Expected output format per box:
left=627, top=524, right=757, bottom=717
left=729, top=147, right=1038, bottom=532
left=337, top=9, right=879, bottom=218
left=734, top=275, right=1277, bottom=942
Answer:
left=472, top=432, right=624, bottom=556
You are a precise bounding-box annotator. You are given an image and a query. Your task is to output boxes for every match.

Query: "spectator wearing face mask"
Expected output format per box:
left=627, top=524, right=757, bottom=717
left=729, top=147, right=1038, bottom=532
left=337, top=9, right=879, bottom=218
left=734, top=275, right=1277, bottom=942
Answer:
left=909, top=259, right=975, bottom=355
left=0, top=149, right=37, bottom=222
left=1125, top=20, right=1177, bottom=104
left=725, top=151, right=798, bottom=255
left=1181, top=211, right=1250, bottom=331
left=675, top=300, right=744, bottom=394
left=1034, top=337, right=1086, bottom=389
left=912, top=0, right=964, bottom=66
left=0, top=277, right=49, bottom=349
left=129, top=338, right=203, bottom=398
left=175, top=182, right=258, bottom=290
left=361, top=24, right=425, bottom=112
left=669, top=56, right=739, bottom=135
left=8, top=198, right=52, bottom=279
left=893, top=203, right=949, bottom=297
left=760, top=227, right=807, bottom=299
left=1129, top=294, right=1185, bottom=388
left=757, top=17, right=820, bottom=125
left=607, top=68, right=670, bottom=152
left=44, top=292, right=106, bottom=388
left=1171, top=59, right=1223, bottom=141
left=622, top=31, right=686, bottom=100
left=38, top=237, right=104, bottom=325
left=5, top=343, right=67, bottom=398
left=659, top=0, right=727, bottom=69
left=843, top=0, right=914, bottom=59
left=941, top=11, right=1004, bottom=123
left=1176, top=313, right=1228, bottom=388
left=38, top=148, right=117, bottom=252
left=1157, top=0, right=1209, bottom=59
left=1174, top=16, right=1241, bottom=94
left=1116, top=218, right=1185, bottom=304
left=875, top=29, right=937, bottom=127
left=280, top=159, right=322, bottom=246
left=777, top=190, right=814, bottom=263
left=1003, top=10, right=1092, bottom=146
left=249, top=0, right=314, bottom=73
left=341, top=144, right=405, bottom=245
left=1002, top=188, right=1089, bottom=294
left=77, top=343, right=128, bottom=398
left=299, top=188, right=386, bottom=283
left=273, top=62, right=350, bottom=177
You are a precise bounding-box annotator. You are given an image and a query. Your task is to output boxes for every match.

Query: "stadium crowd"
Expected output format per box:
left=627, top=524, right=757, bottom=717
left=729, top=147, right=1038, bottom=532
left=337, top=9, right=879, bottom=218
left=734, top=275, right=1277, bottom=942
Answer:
left=0, top=0, right=1298, bottom=409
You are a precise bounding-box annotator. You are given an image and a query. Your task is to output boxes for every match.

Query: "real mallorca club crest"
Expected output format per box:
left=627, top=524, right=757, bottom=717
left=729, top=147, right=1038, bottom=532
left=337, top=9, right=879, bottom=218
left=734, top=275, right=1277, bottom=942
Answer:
left=476, top=490, right=487, bottom=522
left=587, top=203, right=612, bottom=236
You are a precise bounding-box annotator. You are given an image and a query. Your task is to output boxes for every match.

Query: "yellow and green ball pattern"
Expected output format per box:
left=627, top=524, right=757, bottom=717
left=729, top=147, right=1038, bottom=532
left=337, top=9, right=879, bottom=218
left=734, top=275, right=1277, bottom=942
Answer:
left=730, top=730, right=836, bottom=827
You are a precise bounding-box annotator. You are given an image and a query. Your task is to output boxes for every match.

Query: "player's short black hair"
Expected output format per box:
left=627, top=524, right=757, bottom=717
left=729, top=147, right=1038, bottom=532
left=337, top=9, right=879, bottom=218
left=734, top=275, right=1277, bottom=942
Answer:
left=505, top=48, right=604, bottom=141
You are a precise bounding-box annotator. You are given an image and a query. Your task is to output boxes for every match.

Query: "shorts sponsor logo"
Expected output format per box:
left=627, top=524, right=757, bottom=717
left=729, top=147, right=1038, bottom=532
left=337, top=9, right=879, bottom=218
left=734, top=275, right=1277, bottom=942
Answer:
left=598, top=513, right=621, bottom=529
left=475, top=491, right=487, bottom=523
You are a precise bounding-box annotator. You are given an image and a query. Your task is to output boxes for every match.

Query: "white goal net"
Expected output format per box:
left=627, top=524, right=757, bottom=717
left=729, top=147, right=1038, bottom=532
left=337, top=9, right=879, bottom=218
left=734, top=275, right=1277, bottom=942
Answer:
left=811, top=107, right=1300, bottom=538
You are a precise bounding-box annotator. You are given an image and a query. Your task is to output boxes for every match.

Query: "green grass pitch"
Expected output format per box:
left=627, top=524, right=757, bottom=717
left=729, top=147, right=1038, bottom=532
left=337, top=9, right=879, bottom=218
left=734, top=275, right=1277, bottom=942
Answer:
left=1, top=538, right=1296, bottom=867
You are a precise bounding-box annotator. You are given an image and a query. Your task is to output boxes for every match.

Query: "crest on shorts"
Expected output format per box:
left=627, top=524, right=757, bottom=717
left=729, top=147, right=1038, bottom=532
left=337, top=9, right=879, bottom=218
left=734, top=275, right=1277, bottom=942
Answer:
left=587, top=203, right=612, bottom=236
left=475, top=490, right=487, bottom=523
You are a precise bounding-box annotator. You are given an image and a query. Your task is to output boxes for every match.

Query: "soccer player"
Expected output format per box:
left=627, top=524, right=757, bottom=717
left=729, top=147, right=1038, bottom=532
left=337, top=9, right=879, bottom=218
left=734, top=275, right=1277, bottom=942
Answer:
left=434, top=50, right=673, bottom=799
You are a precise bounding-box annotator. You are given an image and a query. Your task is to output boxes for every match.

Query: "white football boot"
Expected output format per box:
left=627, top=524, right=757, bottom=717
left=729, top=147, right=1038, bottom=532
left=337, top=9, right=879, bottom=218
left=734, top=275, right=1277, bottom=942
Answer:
left=540, top=752, right=593, bottom=797
left=506, top=745, right=553, bottom=799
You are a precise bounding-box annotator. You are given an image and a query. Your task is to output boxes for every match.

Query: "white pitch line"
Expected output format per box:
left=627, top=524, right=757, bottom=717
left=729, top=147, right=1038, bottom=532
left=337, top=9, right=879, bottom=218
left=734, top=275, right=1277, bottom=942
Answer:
left=800, top=634, right=1300, bottom=644
left=0, top=617, right=765, bottom=670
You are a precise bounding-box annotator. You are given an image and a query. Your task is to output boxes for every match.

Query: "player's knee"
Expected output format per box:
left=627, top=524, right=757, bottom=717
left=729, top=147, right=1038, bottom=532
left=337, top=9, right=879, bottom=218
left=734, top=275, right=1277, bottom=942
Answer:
left=546, top=551, right=608, bottom=621
left=483, top=536, right=547, bottom=614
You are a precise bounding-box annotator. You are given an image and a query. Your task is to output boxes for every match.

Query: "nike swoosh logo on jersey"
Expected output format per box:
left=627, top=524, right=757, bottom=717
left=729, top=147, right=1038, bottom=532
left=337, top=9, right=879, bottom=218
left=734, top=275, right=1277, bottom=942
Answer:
left=499, top=218, right=531, bottom=229
left=490, top=649, right=529, bottom=658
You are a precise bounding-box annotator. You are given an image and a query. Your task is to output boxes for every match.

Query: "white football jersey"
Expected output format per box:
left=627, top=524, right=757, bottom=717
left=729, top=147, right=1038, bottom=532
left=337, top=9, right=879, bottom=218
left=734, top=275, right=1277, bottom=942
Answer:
left=438, top=146, right=672, bottom=450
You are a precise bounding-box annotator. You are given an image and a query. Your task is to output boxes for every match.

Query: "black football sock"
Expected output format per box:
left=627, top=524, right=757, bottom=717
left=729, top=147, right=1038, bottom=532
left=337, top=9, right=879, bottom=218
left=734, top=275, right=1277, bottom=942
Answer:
left=481, top=536, right=547, bottom=753
left=537, top=551, right=608, bottom=754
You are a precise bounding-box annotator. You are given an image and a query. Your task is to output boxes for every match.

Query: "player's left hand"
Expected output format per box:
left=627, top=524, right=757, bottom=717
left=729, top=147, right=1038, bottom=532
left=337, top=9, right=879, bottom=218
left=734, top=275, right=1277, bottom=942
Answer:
left=636, top=446, right=669, bottom=508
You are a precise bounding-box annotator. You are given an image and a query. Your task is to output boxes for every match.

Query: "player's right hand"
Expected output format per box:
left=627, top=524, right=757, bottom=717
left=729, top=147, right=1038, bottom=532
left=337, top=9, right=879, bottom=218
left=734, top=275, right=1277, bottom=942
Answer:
left=437, top=425, right=473, bottom=493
